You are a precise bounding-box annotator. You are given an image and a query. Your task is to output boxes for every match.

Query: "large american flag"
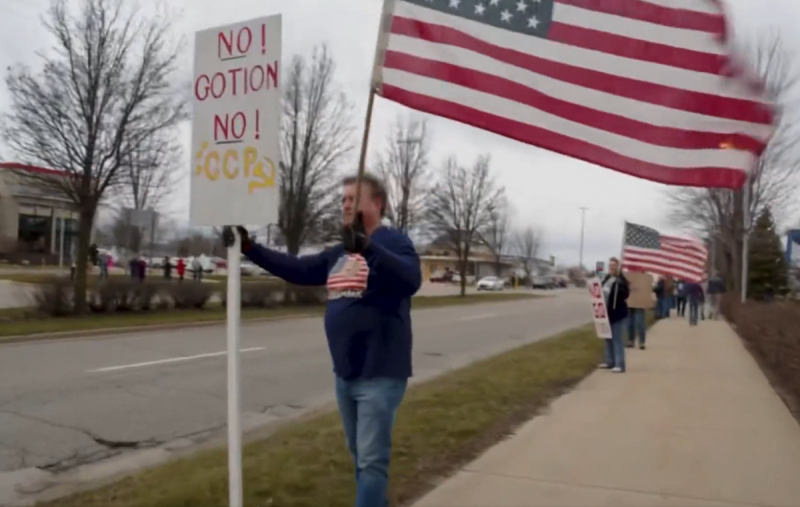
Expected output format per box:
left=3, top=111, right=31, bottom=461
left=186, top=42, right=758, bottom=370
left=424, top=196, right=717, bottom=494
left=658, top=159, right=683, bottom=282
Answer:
left=622, top=222, right=708, bottom=282
left=371, top=0, right=776, bottom=189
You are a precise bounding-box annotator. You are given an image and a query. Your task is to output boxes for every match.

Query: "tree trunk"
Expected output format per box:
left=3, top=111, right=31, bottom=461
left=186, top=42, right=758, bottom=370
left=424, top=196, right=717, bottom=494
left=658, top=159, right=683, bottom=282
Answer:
left=459, top=258, right=468, bottom=297
left=73, top=207, right=95, bottom=314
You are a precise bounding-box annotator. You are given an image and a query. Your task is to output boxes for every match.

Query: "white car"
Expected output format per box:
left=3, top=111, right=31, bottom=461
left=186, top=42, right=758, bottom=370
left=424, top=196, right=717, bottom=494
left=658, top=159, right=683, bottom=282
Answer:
left=240, top=261, right=260, bottom=276
left=476, top=276, right=504, bottom=291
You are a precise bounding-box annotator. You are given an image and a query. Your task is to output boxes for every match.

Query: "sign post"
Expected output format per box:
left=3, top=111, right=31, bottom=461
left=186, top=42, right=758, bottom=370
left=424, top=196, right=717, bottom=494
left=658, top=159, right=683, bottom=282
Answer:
left=190, top=14, right=282, bottom=507
left=587, top=278, right=612, bottom=339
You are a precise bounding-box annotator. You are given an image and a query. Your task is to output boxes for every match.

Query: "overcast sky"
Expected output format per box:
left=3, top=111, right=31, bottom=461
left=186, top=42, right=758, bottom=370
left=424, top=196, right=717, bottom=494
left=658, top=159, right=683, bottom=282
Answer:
left=2, top=0, right=799, bottom=266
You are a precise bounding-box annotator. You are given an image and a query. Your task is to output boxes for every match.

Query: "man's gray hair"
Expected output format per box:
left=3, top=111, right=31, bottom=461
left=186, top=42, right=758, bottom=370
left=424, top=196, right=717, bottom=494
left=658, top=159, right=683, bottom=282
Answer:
left=342, top=172, right=388, bottom=217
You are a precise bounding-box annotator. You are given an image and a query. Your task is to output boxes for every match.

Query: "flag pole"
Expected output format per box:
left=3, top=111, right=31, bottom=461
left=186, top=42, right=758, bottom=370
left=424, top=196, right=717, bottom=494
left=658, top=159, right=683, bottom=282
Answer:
left=740, top=177, right=751, bottom=303
left=226, top=228, right=242, bottom=507
left=353, top=0, right=394, bottom=212
left=353, top=87, right=378, bottom=212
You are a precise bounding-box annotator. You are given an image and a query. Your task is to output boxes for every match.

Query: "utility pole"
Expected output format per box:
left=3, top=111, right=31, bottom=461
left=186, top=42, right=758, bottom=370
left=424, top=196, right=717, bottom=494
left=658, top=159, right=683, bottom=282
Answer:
left=579, top=207, right=588, bottom=271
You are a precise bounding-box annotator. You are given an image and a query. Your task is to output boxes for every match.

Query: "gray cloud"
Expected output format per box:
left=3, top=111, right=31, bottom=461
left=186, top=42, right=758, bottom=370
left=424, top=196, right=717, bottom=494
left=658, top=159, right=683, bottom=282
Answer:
left=2, top=0, right=798, bottom=265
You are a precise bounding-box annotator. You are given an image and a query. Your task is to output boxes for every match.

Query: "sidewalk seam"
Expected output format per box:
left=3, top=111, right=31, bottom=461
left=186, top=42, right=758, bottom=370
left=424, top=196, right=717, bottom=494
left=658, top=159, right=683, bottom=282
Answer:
left=459, top=468, right=776, bottom=507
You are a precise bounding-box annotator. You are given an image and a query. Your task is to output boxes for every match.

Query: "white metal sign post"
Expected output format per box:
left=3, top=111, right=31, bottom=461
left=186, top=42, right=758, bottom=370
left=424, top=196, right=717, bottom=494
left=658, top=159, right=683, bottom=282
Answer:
left=587, top=278, right=612, bottom=339
left=190, top=14, right=282, bottom=507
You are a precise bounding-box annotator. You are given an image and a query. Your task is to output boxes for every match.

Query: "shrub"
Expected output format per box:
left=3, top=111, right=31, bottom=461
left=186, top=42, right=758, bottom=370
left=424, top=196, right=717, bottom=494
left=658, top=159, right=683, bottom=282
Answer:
left=285, top=286, right=327, bottom=306
left=218, top=281, right=326, bottom=308
left=723, top=295, right=800, bottom=418
left=165, top=281, right=214, bottom=309
left=31, top=280, right=74, bottom=316
left=88, top=280, right=165, bottom=313
left=241, top=283, right=282, bottom=308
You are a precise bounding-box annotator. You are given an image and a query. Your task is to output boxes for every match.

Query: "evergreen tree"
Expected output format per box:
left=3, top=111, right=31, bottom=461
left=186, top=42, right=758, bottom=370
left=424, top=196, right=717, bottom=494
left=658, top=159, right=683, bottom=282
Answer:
left=748, top=208, right=789, bottom=300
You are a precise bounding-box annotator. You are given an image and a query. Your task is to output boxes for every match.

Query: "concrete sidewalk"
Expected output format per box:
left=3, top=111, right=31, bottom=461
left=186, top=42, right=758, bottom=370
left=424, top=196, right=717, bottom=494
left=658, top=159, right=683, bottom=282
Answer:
left=413, top=318, right=800, bottom=507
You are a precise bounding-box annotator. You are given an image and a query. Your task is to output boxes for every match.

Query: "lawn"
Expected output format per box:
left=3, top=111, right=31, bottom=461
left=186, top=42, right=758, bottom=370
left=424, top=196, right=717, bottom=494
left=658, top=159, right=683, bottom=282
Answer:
left=37, top=324, right=603, bottom=507
left=0, top=293, right=540, bottom=340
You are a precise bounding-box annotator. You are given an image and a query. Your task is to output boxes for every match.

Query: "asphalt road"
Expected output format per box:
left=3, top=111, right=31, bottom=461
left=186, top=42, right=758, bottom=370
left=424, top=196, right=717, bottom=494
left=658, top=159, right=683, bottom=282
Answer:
left=0, top=289, right=590, bottom=493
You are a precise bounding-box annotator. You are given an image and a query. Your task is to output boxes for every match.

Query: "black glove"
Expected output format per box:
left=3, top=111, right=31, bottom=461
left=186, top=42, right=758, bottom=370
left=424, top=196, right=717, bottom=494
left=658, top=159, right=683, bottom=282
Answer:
left=222, top=226, right=251, bottom=250
left=342, top=213, right=369, bottom=254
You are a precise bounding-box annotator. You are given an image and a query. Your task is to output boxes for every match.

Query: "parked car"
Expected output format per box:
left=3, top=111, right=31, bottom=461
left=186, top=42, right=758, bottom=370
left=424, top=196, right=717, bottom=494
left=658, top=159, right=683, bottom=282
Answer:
left=477, top=276, right=504, bottom=291
left=532, top=276, right=556, bottom=289
left=429, top=270, right=454, bottom=283
left=240, top=261, right=260, bottom=276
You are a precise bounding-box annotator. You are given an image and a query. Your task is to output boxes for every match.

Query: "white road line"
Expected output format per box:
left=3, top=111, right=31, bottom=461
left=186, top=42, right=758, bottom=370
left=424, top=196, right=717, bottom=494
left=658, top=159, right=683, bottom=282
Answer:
left=87, top=347, right=266, bottom=373
left=458, top=313, right=499, bottom=322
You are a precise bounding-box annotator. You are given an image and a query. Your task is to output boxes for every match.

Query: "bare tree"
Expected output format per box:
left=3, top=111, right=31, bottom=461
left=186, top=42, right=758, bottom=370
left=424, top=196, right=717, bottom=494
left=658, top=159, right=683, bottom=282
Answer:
left=666, top=30, right=799, bottom=294
left=374, top=115, right=430, bottom=234
left=512, top=225, right=544, bottom=282
left=480, top=196, right=512, bottom=276
left=1, top=0, right=187, bottom=312
left=426, top=155, right=503, bottom=296
left=279, top=44, right=355, bottom=254
left=115, top=129, right=182, bottom=211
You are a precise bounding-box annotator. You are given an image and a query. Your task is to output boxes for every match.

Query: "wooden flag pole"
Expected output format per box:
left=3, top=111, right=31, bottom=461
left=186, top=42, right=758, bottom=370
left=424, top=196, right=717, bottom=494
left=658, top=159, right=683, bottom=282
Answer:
left=353, top=87, right=378, bottom=212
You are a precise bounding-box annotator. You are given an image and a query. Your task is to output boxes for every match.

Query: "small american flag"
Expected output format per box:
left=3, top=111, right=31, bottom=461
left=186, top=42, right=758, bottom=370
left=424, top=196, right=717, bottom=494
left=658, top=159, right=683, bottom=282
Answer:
left=371, top=0, right=775, bottom=189
left=327, top=255, right=370, bottom=292
left=622, top=222, right=708, bottom=282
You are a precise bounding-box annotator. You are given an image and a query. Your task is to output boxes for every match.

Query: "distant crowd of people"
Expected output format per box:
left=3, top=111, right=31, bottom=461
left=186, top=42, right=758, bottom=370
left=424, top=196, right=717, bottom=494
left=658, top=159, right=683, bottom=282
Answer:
left=653, top=273, right=726, bottom=325
left=87, top=248, right=207, bottom=283
left=600, top=258, right=727, bottom=374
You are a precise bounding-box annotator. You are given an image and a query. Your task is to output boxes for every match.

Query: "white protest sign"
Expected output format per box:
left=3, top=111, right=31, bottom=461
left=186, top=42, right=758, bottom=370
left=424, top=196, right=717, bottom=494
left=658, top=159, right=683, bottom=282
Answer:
left=190, top=15, right=281, bottom=226
left=587, top=278, right=612, bottom=339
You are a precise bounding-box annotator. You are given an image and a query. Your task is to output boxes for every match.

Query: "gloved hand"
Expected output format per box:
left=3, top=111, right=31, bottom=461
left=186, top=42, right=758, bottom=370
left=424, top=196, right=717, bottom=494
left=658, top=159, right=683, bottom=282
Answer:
left=342, top=213, right=369, bottom=254
left=221, top=226, right=251, bottom=250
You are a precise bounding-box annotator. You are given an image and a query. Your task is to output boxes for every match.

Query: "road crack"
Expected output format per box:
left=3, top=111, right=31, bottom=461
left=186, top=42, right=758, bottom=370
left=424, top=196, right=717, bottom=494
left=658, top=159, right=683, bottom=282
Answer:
left=0, top=409, right=162, bottom=471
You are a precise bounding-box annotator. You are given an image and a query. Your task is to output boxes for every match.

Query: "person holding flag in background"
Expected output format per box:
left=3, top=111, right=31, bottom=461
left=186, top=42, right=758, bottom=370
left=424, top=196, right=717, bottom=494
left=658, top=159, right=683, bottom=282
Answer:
left=223, top=173, right=420, bottom=507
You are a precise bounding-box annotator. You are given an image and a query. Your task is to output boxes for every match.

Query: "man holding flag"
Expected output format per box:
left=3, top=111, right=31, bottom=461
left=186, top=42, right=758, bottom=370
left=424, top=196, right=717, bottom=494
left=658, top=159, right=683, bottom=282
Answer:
left=223, top=173, right=421, bottom=507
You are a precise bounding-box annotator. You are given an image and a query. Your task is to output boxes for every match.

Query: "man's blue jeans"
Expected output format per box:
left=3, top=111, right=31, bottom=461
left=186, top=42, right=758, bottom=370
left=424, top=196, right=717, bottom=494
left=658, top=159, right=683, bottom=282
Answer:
left=627, top=308, right=646, bottom=346
left=661, top=296, right=672, bottom=318
left=688, top=298, right=700, bottom=326
left=335, top=376, right=407, bottom=507
left=604, top=318, right=627, bottom=371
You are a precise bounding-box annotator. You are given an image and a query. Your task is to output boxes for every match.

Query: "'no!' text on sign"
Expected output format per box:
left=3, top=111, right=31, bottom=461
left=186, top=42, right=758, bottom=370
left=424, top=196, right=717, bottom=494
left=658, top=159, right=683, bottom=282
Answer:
left=190, top=15, right=281, bottom=226
left=587, top=278, right=612, bottom=339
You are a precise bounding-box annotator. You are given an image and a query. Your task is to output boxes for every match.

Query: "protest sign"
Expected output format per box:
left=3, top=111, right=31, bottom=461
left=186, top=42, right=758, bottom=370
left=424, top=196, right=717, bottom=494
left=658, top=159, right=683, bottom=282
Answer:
left=190, top=15, right=281, bottom=226
left=626, top=271, right=655, bottom=309
left=587, top=278, right=612, bottom=339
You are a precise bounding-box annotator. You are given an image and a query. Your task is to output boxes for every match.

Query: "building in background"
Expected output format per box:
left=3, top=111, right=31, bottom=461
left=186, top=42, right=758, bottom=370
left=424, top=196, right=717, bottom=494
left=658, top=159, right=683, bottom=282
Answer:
left=0, top=163, right=81, bottom=263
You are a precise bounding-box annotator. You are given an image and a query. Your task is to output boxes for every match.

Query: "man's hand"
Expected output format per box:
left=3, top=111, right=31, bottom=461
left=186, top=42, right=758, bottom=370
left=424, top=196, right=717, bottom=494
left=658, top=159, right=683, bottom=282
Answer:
left=222, top=226, right=251, bottom=250
left=342, top=213, right=369, bottom=254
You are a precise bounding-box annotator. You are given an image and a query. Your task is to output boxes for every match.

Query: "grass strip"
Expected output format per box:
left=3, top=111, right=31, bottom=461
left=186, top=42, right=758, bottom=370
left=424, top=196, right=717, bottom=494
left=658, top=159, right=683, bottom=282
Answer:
left=37, top=324, right=603, bottom=507
left=0, top=293, right=540, bottom=339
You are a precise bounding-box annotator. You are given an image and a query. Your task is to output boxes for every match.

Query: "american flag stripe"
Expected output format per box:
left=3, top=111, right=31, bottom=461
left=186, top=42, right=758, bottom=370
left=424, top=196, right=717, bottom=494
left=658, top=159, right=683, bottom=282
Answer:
left=387, top=5, right=770, bottom=115
left=622, top=223, right=708, bottom=282
left=374, top=0, right=776, bottom=189
left=556, top=0, right=725, bottom=33
left=383, top=52, right=766, bottom=152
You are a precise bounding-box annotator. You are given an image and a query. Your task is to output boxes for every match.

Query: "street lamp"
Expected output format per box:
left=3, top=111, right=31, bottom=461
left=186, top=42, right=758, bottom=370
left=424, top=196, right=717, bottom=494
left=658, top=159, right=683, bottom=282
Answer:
left=579, top=207, right=588, bottom=271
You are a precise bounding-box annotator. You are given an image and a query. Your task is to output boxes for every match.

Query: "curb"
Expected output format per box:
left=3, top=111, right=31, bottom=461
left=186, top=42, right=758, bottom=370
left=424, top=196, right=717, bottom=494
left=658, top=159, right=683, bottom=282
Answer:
left=0, top=312, right=320, bottom=346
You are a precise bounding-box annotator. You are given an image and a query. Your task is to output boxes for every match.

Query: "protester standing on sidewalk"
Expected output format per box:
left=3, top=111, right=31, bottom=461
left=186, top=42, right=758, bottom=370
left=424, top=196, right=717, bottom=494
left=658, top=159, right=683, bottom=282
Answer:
left=599, top=258, right=630, bottom=373
left=223, top=173, right=421, bottom=507
left=706, top=272, right=725, bottom=319
left=687, top=281, right=704, bottom=326
left=676, top=279, right=688, bottom=317
left=663, top=277, right=674, bottom=318
left=627, top=303, right=647, bottom=350
left=653, top=276, right=665, bottom=319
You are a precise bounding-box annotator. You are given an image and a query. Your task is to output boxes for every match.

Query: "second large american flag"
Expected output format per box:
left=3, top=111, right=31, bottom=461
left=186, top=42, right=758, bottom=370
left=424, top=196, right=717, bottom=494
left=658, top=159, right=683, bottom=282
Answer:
left=371, top=0, right=775, bottom=189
